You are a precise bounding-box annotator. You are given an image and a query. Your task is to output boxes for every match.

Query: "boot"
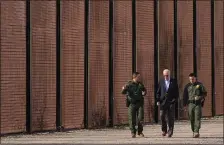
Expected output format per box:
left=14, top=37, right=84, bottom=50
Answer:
left=138, top=132, right=144, bottom=137
left=131, top=133, right=136, bottom=138
left=194, top=132, right=200, bottom=138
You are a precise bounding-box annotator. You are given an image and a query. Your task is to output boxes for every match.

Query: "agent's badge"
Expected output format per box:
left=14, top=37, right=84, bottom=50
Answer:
left=194, top=96, right=200, bottom=100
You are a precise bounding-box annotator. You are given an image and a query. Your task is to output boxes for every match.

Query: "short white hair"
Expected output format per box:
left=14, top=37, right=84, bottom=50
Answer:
left=163, top=69, right=170, bottom=75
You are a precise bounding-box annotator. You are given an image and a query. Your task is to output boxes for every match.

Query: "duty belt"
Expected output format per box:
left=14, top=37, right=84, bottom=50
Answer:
left=188, top=100, right=201, bottom=105
left=131, top=100, right=141, bottom=104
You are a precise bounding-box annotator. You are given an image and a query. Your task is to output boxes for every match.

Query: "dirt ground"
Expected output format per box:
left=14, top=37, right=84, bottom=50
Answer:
left=1, top=117, right=223, bottom=144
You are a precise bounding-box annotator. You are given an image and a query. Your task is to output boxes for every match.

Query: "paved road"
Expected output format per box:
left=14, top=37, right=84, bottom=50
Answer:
left=1, top=118, right=223, bottom=144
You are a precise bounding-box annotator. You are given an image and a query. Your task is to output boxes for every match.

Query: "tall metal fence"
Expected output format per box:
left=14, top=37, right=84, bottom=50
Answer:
left=0, top=0, right=223, bottom=135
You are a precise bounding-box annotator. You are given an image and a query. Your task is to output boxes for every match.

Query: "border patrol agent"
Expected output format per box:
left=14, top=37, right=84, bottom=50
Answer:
left=121, top=72, right=146, bottom=138
left=183, top=73, right=207, bottom=138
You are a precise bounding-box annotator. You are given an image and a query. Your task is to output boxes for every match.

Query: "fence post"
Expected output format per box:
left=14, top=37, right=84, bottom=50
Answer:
left=154, top=0, right=159, bottom=123
left=174, top=0, right=179, bottom=120
left=56, top=0, right=62, bottom=131
left=109, top=0, right=114, bottom=127
left=0, top=0, right=1, bottom=135
left=193, top=0, right=197, bottom=75
left=84, top=0, right=89, bottom=129
left=132, top=0, right=136, bottom=73
left=211, top=0, right=215, bottom=117
left=26, top=0, right=32, bottom=133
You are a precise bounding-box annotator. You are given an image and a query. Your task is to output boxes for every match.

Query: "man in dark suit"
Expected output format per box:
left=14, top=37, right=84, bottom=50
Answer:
left=156, top=69, right=179, bottom=137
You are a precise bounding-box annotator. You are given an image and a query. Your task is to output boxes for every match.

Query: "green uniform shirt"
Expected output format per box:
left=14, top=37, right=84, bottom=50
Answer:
left=183, top=82, right=207, bottom=106
left=122, top=80, right=146, bottom=103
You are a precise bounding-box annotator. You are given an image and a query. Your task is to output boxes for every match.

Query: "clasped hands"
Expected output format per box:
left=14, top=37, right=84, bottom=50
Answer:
left=156, top=98, right=176, bottom=106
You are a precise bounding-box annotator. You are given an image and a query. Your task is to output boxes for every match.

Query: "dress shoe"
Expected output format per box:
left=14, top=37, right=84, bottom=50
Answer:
left=167, top=130, right=173, bottom=138
left=162, top=132, right=167, bottom=136
left=167, top=133, right=172, bottom=138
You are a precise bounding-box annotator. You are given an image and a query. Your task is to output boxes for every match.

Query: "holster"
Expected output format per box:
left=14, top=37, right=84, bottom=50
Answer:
left=201, top=99, right=205, bottom=107
left=126, top=97, right=130, bottom=107
left=188, top=100, right=201, bottom=106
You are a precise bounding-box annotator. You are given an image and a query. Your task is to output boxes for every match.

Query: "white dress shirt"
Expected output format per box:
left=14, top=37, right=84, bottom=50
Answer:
left=165, top=79, right=170, bottom=91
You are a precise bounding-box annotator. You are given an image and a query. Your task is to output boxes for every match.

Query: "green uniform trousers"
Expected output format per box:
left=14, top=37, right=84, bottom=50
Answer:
left=188, top=103, right=202, bottom=133
left=128, top=102, right=144, bottom=134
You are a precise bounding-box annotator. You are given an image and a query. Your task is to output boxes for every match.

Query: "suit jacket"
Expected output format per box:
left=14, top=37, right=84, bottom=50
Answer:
left=156, top=78, right=179, bottom=109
